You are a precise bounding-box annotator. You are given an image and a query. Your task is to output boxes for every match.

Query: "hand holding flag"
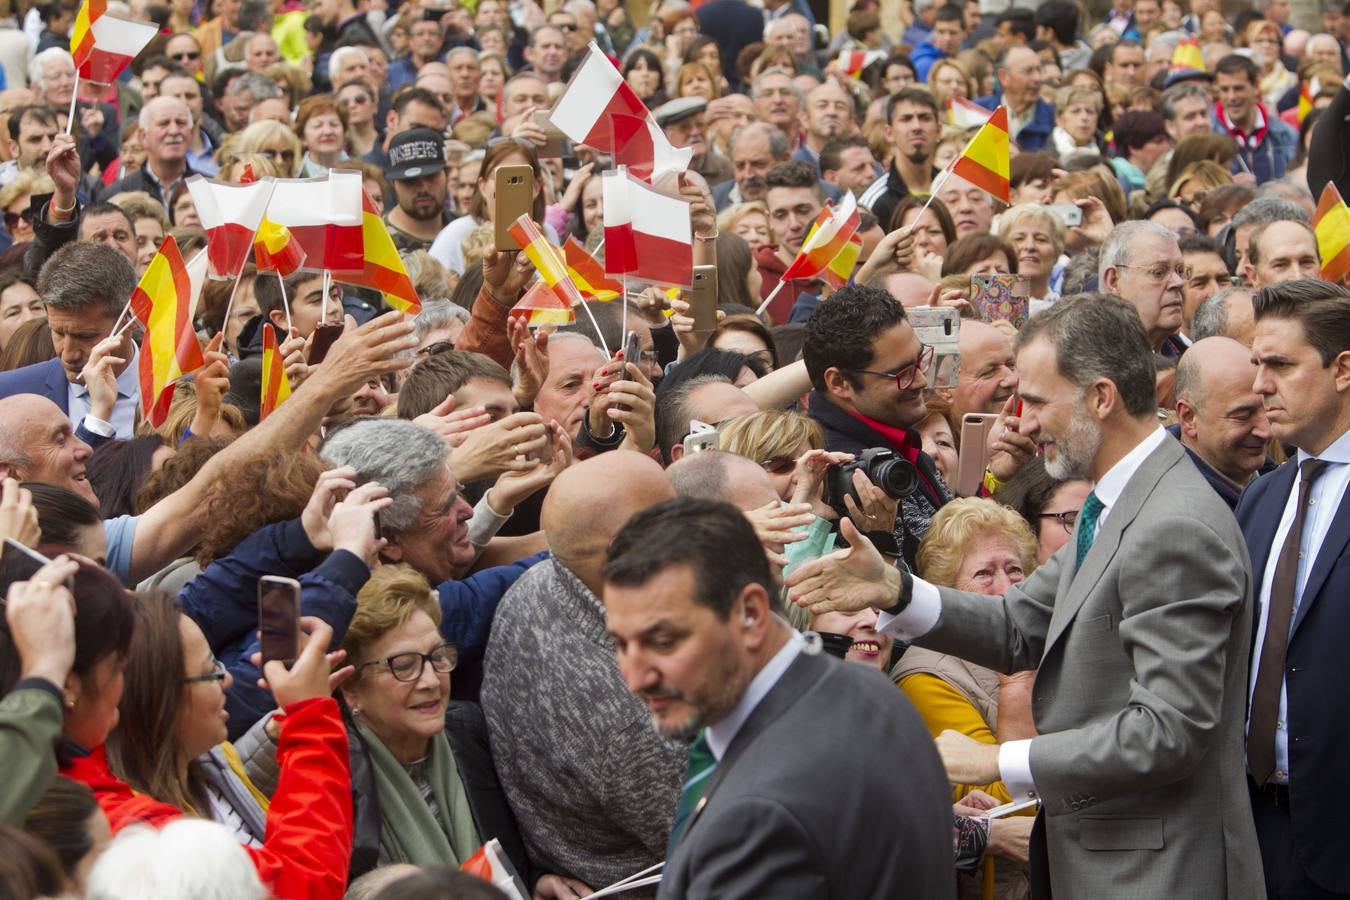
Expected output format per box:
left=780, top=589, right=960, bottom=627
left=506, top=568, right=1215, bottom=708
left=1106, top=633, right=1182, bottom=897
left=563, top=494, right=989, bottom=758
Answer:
left=602, top=168, right=694, bottom=288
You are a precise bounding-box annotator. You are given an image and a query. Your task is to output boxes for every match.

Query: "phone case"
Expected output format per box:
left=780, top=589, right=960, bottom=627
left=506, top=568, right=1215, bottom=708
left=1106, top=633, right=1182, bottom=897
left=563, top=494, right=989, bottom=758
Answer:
left=971, top=274, right=1030, bottom=330
left=687, top=265, right=718, bottom=332
left=494, top=165, right=535, bottom=251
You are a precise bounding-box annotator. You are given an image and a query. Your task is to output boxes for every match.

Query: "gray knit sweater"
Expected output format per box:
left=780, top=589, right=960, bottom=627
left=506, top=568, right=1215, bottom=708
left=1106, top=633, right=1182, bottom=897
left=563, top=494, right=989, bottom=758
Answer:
left=481, top=559, right=685, bottom=894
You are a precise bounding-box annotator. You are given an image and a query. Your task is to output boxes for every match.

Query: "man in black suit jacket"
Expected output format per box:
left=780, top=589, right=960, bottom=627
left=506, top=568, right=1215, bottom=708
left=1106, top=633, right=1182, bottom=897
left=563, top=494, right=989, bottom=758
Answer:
left=1237, top=279, right=1350, bottom=898
left=603, top=498, right=954, bottom=900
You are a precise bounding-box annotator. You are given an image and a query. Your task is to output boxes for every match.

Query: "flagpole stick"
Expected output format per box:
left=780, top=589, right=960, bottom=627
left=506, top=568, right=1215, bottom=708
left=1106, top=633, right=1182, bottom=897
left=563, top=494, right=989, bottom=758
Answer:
left=276, top=272, right=293, bottom=332
left=753, top=278, right=787, bottom=318
left=217, top=268, right=249, bottom=349
left=321, top=269, right=332, bottom=323
left=621, top=273, right=628, bottom=347
left=578, top=299, right=611, bottom=359
left=65, top=73, right=79, bottom=136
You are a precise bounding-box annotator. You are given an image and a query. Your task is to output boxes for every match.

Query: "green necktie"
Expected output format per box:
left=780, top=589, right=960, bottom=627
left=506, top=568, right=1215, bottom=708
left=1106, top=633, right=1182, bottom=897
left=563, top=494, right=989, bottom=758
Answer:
left=1075, top=490, right=1105, bottom=570
left=667, top=730, right=717, bottom=856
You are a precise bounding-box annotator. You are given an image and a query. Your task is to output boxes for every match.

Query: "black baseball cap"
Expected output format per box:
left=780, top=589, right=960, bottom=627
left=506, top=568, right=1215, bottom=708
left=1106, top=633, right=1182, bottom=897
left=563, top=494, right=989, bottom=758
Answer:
left=387, top=128, right=447, bottom=181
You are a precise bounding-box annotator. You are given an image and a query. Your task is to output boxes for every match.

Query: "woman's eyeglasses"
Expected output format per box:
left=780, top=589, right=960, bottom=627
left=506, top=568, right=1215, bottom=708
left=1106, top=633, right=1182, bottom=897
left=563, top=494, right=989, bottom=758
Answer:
left=361, top=642, right=459, bottom=682
left=3, top=209, right=33, bottom=231
left=261, top=147, right=297, bottom=164
left=1040, top=509, right=1080, bottom=534
left=184, top=658, right=227, bottom=684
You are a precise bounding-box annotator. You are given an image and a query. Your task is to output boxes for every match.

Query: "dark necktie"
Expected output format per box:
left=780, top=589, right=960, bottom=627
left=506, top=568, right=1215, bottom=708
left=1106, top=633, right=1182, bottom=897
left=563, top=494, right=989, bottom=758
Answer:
left=1075, top=491, right=1105, bottom=570
left=1248, top=457, right=1329, bottom=785
left=666, top=730, right=717, bottom=857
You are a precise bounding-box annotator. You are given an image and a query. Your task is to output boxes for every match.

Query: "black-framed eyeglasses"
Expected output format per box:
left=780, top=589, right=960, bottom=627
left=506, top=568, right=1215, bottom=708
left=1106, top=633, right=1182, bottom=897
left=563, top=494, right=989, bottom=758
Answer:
left=1040, top=509, right=1080, bottom=534
left=261, top=147, right=296, bottom=164
left=184, top=658, right=227, bottom=684
left=360, top=642, right=459, bottom=682
left=417, top=340, right=454, bottom=357
left=846, top=343, right=935, bottom=390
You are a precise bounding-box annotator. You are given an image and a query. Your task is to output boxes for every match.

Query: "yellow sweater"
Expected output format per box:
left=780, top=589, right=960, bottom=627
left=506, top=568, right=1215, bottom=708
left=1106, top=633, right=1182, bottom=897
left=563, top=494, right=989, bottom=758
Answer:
left=898, top=672, right=1012, bottom=805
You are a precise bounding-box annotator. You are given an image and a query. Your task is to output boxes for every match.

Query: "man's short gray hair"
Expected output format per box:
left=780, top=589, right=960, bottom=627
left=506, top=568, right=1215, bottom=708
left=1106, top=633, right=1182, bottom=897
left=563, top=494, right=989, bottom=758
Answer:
left=411, top=298, right=471, bottom=344
left=656, top=374, right=732, bottom=464
left=29, top=47, right=73, bottom=90
left=328, top=46, right=370, bottom=85
left=85, top=820, right=268, bottom=900
left=1190, top=286, right=1251, bottom=342
left=1254, top=178, right=1313, bottom=207
left=730, top=121, right=790, bottom=161
left=138, top=95, right=194, bottom=131
left=1230, top=196, right=1311, bottom=232
left=1160, top=81, right=1209, bottom=122
left=667, top=449, right=735, bottom=500
left=319, top=418, right=449, bottom=531
left=1098, top=220, right=1178, bottom=283
left=445, top=46, right=479, bottom=66
left=752, top=67, right=803, bottom=101
left=36, top=242, right=136, bottom=319
left=228, top=71, right=283, bottom=101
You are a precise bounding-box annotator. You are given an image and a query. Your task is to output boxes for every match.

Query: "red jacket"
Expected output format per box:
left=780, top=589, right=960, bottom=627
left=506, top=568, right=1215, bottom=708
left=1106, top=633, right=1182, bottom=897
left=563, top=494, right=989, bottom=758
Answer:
left=62, top=697, right=353, bottom=900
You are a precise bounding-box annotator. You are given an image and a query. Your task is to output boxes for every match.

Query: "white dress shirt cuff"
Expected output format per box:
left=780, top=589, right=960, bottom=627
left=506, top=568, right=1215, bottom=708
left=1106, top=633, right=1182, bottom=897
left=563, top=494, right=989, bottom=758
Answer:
left=81, top=415, right=116, bottom=438
left=998, top=739, right=1038, bottom=802
left=876, top=576, right=941, bottom=641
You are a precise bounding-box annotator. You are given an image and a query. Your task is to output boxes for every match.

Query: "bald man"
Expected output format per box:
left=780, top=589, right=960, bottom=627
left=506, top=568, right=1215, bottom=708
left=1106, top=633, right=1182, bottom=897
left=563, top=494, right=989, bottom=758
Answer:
left=480, top=451, right=685, bottom=895
left=667, top=449, right=778, bottom=509
left=1170, top=336, right=1275, bottom=508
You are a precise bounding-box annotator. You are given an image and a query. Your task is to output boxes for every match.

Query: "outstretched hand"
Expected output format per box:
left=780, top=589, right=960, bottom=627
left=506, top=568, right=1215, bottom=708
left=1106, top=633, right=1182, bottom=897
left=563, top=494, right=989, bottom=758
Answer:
left=786, top=517, right=901, bottom=615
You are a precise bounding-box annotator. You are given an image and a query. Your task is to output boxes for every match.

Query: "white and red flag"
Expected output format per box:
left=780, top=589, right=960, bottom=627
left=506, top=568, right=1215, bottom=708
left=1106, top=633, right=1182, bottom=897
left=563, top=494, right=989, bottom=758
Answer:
left=262, top=172, right=365, bottom=276
left=70, top=0, right=157, bottom=85
left=602, top=167, right=693, bottom=288
left=611, top=112, right=693, bottom=183
left=186, top=175, right=274, bottom=280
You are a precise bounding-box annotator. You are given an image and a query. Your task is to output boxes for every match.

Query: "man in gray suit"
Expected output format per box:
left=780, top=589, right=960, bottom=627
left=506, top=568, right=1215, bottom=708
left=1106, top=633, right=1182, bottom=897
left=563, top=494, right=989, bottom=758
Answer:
left=789, top=295, right=1264, bottom=898
left=604, top=498, right=954, bottom=900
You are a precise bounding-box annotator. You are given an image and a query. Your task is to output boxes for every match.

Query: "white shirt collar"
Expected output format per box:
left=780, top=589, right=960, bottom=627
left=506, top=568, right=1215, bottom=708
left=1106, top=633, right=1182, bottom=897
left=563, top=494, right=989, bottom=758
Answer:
left=1296, top=427, right=1350, bottom=466
left=1092, top=426, right=1168, bottom=511
left=705, top=628, right=804, bottom=761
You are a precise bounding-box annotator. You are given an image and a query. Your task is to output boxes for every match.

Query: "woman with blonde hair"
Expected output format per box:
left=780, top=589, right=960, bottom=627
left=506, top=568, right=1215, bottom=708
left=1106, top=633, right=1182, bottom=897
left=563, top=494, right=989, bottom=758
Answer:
left=1167, top=160, right=1233, bottom=211
left=927, top=58, right=975, bottom=110
left=674, top=61, right=721, bottom=101
left=997, top=204, right=1065, bottom=303
left=0, top=170, right=53, bottom=245
left=717, top=202, right=771, bottom=252
left=718, top=409, right=825, bottom=501
left=235, top=120, right=302, bottom=177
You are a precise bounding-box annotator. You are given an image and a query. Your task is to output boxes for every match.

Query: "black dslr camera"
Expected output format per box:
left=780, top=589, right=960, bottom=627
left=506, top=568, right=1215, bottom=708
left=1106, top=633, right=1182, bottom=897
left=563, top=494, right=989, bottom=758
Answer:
left=823, top=448, right=918, bottom=517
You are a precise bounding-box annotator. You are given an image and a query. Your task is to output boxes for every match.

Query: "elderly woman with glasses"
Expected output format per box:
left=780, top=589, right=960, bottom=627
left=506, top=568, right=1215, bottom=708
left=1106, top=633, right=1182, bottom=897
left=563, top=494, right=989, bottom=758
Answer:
left=238, top=566, right=578, bottom=893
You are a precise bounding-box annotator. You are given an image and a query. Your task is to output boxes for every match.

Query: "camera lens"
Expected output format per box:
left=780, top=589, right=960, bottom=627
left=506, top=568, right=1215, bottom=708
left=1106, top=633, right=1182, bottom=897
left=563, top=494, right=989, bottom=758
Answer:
left=869, top=457, right=918, bottom=499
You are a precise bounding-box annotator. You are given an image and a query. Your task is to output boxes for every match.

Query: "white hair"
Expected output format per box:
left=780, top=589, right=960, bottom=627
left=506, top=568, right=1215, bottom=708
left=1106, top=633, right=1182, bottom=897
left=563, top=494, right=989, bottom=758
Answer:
left=444, top=45, right=479, bottom=66
left=1098, top=220, right=1177, bottom=282
left=29, top=47, right=73, bottom=90
left=328, top=46, right=369, bottom=85
left=85, top=821, right=268, bottom=900
left=138, top=94, right=195, bottom=131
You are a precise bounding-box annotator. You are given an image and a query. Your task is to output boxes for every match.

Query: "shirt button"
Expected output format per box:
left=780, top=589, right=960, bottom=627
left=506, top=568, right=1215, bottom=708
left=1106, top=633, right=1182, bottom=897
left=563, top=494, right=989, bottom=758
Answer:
left=1276, top=721, right=1285, bottom=730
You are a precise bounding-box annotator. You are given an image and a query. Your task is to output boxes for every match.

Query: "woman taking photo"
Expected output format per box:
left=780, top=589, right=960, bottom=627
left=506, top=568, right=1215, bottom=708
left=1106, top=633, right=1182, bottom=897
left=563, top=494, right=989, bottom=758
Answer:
left=429, top=140, right=552, bottom=276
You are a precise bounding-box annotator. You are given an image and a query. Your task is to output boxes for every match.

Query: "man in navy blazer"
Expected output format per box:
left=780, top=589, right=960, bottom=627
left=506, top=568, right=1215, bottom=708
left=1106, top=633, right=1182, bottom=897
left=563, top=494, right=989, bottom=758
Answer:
left=1236, top=278, right=1350, bottom=898
left=0, top=241, right=140, bottom=445
left=975, top=45, right=1055, bottom=152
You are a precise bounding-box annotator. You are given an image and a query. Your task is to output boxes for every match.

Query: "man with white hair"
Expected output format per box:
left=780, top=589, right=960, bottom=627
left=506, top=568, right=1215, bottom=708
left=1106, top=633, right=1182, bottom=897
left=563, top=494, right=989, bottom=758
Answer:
left=1099, top=220, right=1189, bottom=355
left=244, top=32, right=279, bottom=71
left=444, top=47, right=486, bottom=124
left=327, top=45, right=371, bottom=93
left=1304, top=32, right=1342, bottom=70
left=100, top=95, right=195, bottom=214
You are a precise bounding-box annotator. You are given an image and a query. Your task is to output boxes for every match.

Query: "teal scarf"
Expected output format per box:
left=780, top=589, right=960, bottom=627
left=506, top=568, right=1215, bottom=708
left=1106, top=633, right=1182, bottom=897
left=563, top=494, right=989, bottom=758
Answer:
left=355, top=720, right=481, bottom=867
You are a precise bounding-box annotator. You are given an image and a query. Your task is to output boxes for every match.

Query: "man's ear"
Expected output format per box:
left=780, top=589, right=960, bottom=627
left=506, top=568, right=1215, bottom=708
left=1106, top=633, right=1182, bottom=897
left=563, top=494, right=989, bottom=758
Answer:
left=1101, top=265, right=1120, bottom=293
left=1175, top=397, right=1198, bottom=438
left=267, top=308, right=287, bottom=331
left=737, top=584, right=773, bottom=650
left=669, top=442, right=684, bottom=463
left=822, top=366, right=855, bottom=401
left=379, top=539, right=403, bottom=563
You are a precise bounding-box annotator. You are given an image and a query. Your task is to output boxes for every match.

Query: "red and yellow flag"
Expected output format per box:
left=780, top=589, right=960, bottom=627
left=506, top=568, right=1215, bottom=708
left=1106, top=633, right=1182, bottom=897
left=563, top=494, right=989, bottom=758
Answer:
left=824, top=233, right=863, bottom=288
left=508, top=214, right=583, bottom=308
left=1297, top=77, right=1321, bottom=125
left=563, top=236, right=624, bottom=301
left=1313, top=182, right=1350, bottom=283
left=782, top=192, right=861, bottom=283
left=1169, top=36, right=1206, bottom=72
left=130, top=236, right=207, bottom=427
left=254, top=217, right=306, bottom=276
left=511, top=280, right=576, bottom=327
left=259, top=324, right=292, bottom=421
left=949, top=105, right=1011, bottom=203
left=334, top=191, right=422, bottom=315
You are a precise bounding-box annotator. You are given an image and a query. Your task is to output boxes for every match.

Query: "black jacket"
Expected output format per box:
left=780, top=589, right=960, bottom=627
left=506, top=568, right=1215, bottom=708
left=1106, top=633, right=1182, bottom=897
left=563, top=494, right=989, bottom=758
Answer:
left=806, top=391, right=949, bottom=568
left=1307, top=81, right=1350, bottom=208
left=1165, top=423, right=1276, bottom=510
left=347, top=701, right=534, bottom=884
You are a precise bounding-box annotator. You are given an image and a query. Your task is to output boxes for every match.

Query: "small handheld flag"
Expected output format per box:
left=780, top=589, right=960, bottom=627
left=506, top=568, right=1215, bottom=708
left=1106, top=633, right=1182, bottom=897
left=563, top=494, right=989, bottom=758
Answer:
left=601, top=168, right=694, bottom=288
left=563, top=236, right=624, bottom=301
left=130, top=236, right=208, bottom=427
left=947, top=105, right=1011, bottom=203
left=259, top=324, right=292, bottom=421
left=334, top=191, right=422, bottom=315
left=507, top=215, right=584, bottom=308
left=71, top=0, right=158, bottom=85
left=780, top=192, right=862, bottom=283
left=1313, top=182, right=1350, bottom=284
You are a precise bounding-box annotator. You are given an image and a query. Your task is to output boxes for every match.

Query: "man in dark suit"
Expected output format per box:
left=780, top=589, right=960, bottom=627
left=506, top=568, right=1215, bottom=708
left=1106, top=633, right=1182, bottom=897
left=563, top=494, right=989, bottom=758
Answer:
left=790, top=295, right=1264, bottom=898
left=0, top=241, right=139, bottom=444
left=1237, top=278, right=1350, bottom=898
left=603, top=498, right=954, bottom=900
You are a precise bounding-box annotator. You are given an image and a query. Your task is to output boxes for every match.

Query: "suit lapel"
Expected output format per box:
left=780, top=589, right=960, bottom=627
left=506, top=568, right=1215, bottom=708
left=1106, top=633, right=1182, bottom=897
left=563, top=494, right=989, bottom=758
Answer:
left=43, top=358, right=71, bottom=415
left=1042, top=439, right=1180, bottom=655
left=1246, top=462, right=1297, bottom=592
left=1291, top=489, right=1350, bottom=636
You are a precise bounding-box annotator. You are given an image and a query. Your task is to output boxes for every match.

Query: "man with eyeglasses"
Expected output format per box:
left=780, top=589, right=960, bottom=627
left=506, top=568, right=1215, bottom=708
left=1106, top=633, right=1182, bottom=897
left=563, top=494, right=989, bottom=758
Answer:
left=803, top=283, right=952, bottom=566
left=164, top=33, right=204, bottom=77
left=1170, top=336, right=1276, bottom=509
left=1099, top=220, right=1189, bottom=358
left=388, top=19, right=446, bottom=91
left=547, top=9, right=588, bottom=57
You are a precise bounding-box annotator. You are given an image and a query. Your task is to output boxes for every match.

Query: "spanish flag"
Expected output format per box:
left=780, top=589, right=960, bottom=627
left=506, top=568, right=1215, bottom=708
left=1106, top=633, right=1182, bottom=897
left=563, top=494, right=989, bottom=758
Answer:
left=1297, top=77, right=1320, bottom=125
left=511, top=280, right=576, bottom=327
left=507, top=214, right=583, bottom=308
left=70, top=0, right=158, bottom=85
left=254, top=217, right=306, bottom=276
left=824, top=233, right=863, bottom=288
left=781, top=192, right=862, bottom=283
left=1313, top=182, right=1350, bottom=283
left=259, top=323, right=292, bottom=421
left=835, top=49, right=886, bottom=79
left=333, top=191, right=421, bottom=315
left=949, top=105, right=1011, bottom=203
left=130, top=236, right=207, bottom=427
left=563, top=236, right=624, bottom=301
left=1169, top=36, right=1206, bottom=72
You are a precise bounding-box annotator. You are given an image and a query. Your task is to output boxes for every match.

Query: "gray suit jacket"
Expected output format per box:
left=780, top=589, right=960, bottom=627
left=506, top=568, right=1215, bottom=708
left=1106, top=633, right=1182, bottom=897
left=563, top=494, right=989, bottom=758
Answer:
left=919, top=435, right=1263, bottom=898
left=659, top=647, right=955, bottom=900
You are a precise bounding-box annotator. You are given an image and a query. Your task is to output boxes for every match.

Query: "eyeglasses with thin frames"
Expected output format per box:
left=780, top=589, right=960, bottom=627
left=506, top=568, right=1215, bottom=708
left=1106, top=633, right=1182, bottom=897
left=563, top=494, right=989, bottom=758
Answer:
left=360, top=642, right=459, bottom=682
left=846, top=343, right=935, bottom=390
left=1118, top=262, right=1190, bottom=282
left=184, top=658, right=227, bottom=684
left=1040, top=509, right=1080, bottom=535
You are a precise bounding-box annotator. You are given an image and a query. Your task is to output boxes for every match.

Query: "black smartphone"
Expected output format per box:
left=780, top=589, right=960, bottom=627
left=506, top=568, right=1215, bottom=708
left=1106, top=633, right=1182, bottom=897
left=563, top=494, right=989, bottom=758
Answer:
left=372, top=510, right=382, bottom=541
left=307, top=321, right=344, bottom=365
left=258, top=575, right=301, bottom=667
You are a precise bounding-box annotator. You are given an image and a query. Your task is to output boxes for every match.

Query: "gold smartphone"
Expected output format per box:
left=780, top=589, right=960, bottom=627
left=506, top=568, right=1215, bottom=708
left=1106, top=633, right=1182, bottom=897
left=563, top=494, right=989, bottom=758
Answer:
left=493, top=164, right=535, bottom=251
left=686, top=265, right=718, bottom=333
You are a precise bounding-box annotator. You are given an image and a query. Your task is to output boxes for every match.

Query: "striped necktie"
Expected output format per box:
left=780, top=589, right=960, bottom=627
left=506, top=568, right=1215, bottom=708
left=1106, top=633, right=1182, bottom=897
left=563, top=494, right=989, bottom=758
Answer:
left=666, top=730, right=717, bottom=856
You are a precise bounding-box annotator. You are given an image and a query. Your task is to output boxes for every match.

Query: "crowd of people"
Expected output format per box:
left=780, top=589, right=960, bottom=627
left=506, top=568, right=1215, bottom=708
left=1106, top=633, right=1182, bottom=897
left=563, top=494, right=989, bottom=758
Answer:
left=0, top=0, right=1348, bottom=895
